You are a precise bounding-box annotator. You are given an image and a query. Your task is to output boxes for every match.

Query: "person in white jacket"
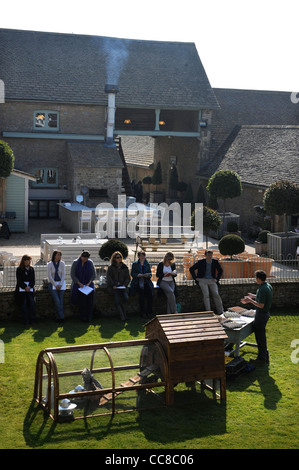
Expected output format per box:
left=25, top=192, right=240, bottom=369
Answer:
left=47, top=250, right=66, bottom=321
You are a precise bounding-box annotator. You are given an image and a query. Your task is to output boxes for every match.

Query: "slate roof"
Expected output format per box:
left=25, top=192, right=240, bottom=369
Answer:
left=0, top=28, right=219, bottom=110
left=202, top=125, right=299, bottom=187
left=67, top=142, right=123, bottom=168
left=209, top=88, right=299, bottom=161
left=121, top=136, right=155, bottom=168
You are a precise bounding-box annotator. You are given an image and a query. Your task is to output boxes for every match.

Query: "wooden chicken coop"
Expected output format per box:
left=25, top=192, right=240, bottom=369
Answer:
left=33, top=339, right=169, bottom=422
left=33, top=312, right=227, bottom=422
left=145, top=311, right=228, bottom=404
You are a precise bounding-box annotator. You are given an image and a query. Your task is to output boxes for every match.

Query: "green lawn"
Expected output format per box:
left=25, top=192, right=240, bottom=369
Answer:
left=0, top=310, right=298, bottom=450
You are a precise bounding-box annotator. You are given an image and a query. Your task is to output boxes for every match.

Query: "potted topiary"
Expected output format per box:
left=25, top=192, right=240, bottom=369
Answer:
left=218, top=234, right=247, bottom=278
left=99, top=239, right=129, bottom=261
left=263, top=180, right=299, bottom=258
left=254, top=230, right=270, bottom=255
left=224, top=220, right=241, bottom=237
left=142, top=175, right=152, bottom=203
left=150, top=161, right=164, bottom=203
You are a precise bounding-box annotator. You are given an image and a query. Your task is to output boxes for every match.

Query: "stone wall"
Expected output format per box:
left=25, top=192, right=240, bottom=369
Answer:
left=1, top=281, right=298, bottom=322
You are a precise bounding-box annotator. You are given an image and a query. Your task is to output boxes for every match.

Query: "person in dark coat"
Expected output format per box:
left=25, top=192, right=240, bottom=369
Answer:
left=16, top=254, right=36, bottom=325
left=130, top=251, right=154, bottom=319
left=189, top=249, right=224, bottom=314
left=156, top=252, right=177, bottom=314
left=71, top=250, right=96, bottom=322
left=107, top=251, right=130, bottom=322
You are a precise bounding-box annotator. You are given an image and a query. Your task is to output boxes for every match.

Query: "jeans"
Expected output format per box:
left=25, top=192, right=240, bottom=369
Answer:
left=253, top=311, right=270, bottom=361
left=20, top=293, right=36, bottom=324
left=113, top=290, right=129, bottom=306
left=49, top=287, right=65, bottom=320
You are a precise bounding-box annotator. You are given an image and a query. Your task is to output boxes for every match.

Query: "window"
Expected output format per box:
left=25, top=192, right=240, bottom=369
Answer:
left=32, top=168, right=58, bottom=187
left=34, top=111, right=59, bottom=130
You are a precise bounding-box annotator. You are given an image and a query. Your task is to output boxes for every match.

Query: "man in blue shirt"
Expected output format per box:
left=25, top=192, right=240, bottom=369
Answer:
left=241, top=270, right=273, bottom=365
left=189, top=249, right=224, bottom=315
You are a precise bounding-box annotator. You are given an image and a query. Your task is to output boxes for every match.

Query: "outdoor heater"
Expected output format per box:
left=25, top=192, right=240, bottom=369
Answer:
left=104, top=84, right=119, bottom=147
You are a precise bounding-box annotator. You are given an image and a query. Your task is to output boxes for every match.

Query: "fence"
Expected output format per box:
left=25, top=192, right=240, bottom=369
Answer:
left=1, top=253, right=298, bottom=289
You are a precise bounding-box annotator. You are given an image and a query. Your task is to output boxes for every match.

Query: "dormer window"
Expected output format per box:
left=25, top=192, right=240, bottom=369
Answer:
left=34, top=111, right=59, bottom=130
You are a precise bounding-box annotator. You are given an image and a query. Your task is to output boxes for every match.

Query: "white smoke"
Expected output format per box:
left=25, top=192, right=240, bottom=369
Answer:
left=102, top=38, right=130, bottom=85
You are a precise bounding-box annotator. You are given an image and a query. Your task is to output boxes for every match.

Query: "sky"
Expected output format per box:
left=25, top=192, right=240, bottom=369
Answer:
left=1, top=0, right=298, bottom=92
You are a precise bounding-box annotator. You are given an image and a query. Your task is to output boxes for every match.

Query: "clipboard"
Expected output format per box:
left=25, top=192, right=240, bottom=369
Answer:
left=78, top=285, right=93, bottom=295
left=19, top=281, right=33, bottom=292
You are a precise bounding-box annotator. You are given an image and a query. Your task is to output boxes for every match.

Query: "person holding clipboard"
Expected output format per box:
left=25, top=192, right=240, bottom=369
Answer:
left=15, top=254, right=36, bottom=325
left=47, top=250, right=66, bottom=322
left=71, top=250, right=96, bottom=322
left=107, top=251, right=130, bottom=323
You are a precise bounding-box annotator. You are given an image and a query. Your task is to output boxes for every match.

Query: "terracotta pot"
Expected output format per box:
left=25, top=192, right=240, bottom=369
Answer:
left=247, top=257, right=274, bottom=277
left=219, top=259, right=248, bottom=278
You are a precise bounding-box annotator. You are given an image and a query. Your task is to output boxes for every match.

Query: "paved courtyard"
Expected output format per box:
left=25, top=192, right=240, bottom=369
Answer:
left=0, top=218, right=256, bottom=262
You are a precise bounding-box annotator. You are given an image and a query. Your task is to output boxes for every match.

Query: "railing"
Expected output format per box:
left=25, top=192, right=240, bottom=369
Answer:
left=1, top=254, right=298, bottom=289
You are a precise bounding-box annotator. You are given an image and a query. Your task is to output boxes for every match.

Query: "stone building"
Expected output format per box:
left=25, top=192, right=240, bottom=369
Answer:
left=197, top=89, right=299, bottom=232
left=0, top=28, right=218, bottom=223
left=0, top=29, right=298, bottom=233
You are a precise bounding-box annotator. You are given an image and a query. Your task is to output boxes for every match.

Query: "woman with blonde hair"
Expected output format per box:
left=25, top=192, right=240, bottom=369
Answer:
left=107, top=251, right=130, bottom=322
left=156, top=252, right=178, bottom=314
left=16, top=254, right=36, bottom=325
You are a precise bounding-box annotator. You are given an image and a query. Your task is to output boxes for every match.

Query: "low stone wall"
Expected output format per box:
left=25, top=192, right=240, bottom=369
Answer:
left=1, top=280, right=298, bottom=322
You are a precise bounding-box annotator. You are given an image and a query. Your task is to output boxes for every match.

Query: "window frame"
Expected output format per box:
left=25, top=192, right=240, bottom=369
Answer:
left=33, top=110, right=59, bottom=131
left=32, top=167, right=59, bottom=187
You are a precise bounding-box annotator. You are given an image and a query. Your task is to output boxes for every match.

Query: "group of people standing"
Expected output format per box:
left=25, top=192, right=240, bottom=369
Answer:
left=15, top=247, right=272, bottom=365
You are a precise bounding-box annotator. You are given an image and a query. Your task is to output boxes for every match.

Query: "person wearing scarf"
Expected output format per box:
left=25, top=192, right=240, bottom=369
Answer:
left=130, top=251, right=154, bottom=319
left=47, top=250, right=65, bottom=322
left=71, top=250, right=96, bottom=322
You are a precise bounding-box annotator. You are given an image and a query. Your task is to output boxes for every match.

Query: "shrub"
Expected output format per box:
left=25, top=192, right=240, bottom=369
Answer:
left=0, top=140, right=14, bottom=178
left=151, top=161, right=162, bottom=188
left=207, top=170, right=242, bottom=209
left=142, top=176, right=152, bottom=186
left=226, top=221, right=239, bottom=232
left=219, top=234, right=245, bottom=259
left=257, top=230, right=270, bottom=244
left=99, top=239, right=128, bottom=260
left=169, top=165, right=179, bottom=191
left=184, top=183, right=194, bottom=203
left=177, top=181, right=188, bottom=192
left=263, top=180, right=299, bottom=216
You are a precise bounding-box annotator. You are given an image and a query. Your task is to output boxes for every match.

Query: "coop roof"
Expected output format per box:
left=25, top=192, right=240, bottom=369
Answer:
left=145, top=312, right=227, bottom=343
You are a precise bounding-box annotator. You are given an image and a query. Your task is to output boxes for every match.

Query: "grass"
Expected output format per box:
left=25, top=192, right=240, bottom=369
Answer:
left=0, top=309, right=299, bottom=450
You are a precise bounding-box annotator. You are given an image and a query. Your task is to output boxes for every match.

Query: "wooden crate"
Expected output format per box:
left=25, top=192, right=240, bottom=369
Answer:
left=145, top=312, right=228, bottom=404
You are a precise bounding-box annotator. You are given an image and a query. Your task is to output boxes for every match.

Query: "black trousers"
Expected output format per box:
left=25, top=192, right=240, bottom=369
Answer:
left=78, top=290, right=94, bottom=321
left=137, top=283, right=153, bottom=317
left=253, top=311, right=270, bottom=361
